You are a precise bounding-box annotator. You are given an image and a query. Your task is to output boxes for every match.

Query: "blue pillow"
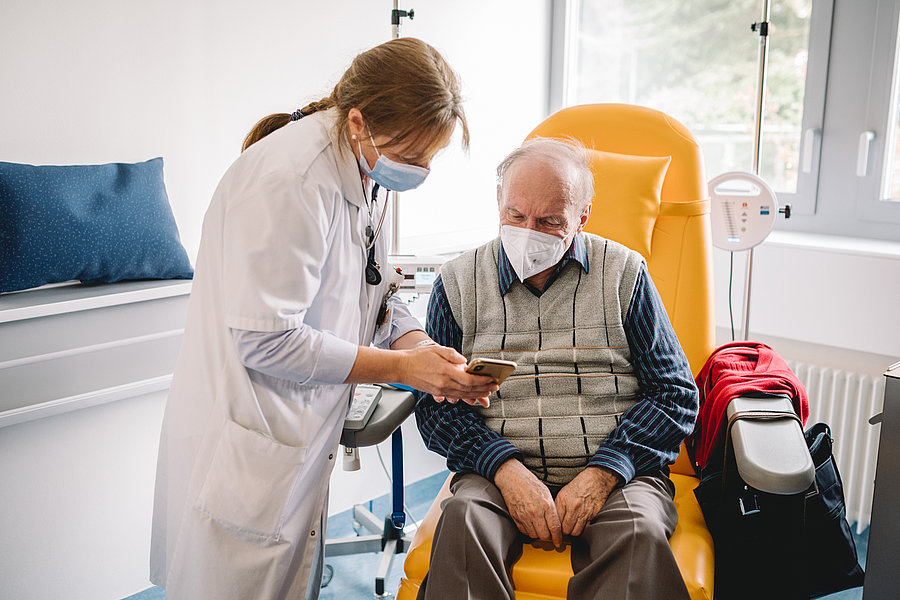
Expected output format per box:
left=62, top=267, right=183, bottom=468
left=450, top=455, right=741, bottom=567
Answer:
left=0, top=158, right=193, bottom=293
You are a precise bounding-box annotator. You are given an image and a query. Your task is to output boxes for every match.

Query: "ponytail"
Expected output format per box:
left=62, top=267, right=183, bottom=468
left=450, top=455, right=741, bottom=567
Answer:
left=242, top=38, right=468, bottom=157
left=241, top=96, right=336, bottom=152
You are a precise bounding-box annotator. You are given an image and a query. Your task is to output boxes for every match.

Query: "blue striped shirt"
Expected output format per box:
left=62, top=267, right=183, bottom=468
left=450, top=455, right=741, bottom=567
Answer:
left=414, top=234, right=699, bottom=484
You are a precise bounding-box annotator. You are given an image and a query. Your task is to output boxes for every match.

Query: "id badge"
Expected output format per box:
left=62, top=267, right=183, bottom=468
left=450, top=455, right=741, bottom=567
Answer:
left=372, top=267, right=404, bottom=346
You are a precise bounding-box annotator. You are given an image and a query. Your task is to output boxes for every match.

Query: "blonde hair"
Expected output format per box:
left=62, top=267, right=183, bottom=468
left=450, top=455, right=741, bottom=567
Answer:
left=496, top=137, right=595, bottom=210
left=242, top=38, right=469, bottom=156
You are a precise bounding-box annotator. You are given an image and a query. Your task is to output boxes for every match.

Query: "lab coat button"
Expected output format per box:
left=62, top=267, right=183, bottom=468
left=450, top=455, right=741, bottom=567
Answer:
left=311, top=530, right=316, bottom=537
left=328, top=453, right=334, bottom=460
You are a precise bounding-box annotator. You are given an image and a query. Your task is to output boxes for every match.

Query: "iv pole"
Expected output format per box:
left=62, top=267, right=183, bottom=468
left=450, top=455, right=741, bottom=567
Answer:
left=741, top=0, right=771, bottom=340
left=388, top=1, right=415, bottom=255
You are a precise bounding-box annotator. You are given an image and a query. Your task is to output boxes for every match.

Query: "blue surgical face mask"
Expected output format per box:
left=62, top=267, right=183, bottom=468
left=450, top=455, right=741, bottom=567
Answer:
left=357, top=130, right=430, bottom=192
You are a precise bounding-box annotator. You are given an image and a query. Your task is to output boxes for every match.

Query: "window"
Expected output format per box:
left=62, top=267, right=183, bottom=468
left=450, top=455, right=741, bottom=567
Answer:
left=555, top=0, right=900, bottom=241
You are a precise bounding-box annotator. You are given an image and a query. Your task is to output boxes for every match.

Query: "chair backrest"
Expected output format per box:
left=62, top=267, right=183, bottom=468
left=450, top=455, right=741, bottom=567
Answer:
left=527, top=104, right=715, bottom=377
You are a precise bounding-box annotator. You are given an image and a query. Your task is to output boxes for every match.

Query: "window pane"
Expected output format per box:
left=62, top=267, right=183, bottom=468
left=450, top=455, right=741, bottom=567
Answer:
left=761, top=0, right=812, bottom=193
left=882, top=9, right=900, bottom=201
left=572, top=0, right=812, bottom=193
left=887, top=114, right=900, bottom=200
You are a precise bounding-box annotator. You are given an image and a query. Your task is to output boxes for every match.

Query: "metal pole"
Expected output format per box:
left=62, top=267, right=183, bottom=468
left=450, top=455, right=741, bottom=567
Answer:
left=389, top=0, right=402, bottom=255
left=392, top=0, right=402, bottom=38
left=751, top=0, right=770, bottom=177
left=741, top=0, right=771, bottom=340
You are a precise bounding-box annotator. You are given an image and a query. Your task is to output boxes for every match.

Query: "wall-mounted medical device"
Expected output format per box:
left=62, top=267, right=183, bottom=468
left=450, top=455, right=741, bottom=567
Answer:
left=389, top=255, right=447, bottom=293
left=708, top=171, right=789, bottom=251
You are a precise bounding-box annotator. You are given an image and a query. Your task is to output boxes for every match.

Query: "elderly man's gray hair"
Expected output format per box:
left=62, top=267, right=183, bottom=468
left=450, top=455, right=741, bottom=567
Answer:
left=496, top=137, right=595, bottom=209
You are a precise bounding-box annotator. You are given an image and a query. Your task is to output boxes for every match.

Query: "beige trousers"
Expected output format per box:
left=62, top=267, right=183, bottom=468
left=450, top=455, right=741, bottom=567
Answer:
left=416, top=471, right=690, bottom=600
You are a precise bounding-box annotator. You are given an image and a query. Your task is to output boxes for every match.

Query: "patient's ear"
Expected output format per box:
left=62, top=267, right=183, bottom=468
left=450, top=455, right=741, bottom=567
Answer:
left=496, top=184, right=502, bottom=205
left=576, top=203, right=591, bottom=234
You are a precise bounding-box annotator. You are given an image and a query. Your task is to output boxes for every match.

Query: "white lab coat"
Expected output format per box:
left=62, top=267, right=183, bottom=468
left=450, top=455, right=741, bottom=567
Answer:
left=150, top=109, right=417, bottom=599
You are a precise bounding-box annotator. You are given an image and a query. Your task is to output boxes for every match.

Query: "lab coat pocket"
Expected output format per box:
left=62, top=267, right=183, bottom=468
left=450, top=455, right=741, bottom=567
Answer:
left=196, top=419, right=308, bottom=539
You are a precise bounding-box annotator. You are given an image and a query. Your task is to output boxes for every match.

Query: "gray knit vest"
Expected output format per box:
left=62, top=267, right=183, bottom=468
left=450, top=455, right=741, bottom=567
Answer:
left=441, top=234, right=644, bottom=486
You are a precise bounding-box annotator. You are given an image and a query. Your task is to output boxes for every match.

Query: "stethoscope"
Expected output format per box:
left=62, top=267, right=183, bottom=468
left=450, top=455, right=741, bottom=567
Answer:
left=365, top=181, right=401, bottom=328
left=364, top=182, right=386, bottom=286
left=292, top=109, right=386, bottom=286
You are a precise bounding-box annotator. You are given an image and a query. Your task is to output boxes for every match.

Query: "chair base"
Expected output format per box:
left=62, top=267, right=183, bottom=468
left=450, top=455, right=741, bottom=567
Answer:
left=325, top=504, right=416, bottom=598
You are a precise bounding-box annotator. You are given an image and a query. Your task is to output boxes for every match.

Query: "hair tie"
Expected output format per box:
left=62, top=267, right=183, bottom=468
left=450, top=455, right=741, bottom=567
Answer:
left=290, top=109, right=305, bottom=121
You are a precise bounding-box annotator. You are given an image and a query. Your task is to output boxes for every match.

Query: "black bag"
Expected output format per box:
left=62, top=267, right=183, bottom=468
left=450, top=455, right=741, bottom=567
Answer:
left=693, top=421, right=865, bottom=598
left=804, top=422, right=865, bottom=598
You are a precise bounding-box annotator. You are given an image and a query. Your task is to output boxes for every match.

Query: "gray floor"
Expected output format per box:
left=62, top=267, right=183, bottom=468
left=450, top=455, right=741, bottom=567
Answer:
left=125, top=470, right=869, bottom=600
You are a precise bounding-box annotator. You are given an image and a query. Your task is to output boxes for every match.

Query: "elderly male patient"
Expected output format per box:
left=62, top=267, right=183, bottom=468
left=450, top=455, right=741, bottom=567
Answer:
left=414, top=138, right=699, bottom=600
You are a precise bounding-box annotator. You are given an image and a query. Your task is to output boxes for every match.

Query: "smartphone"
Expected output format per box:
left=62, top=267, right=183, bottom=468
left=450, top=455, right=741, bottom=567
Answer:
left=465, top=358, right=517, bottom=385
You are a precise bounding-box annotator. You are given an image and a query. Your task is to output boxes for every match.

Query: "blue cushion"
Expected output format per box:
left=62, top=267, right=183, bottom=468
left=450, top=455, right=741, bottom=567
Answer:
left=0, top=158, right=193, bottom=293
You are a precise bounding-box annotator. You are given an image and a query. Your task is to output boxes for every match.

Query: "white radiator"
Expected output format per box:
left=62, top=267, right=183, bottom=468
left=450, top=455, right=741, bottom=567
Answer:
left=787, top=361, right=885, bottom=533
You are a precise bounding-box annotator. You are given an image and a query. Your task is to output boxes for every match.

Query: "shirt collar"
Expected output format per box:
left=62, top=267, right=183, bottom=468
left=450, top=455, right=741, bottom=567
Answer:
left=497, top=232, right=589, bottom=296
left=322, top=109, right=367, bottom=210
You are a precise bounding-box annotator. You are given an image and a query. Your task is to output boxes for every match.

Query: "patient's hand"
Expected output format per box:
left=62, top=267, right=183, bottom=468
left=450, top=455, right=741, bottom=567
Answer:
left=554, top=466, right=619, bottom=537
left=401, top=344, right=497, bottom=406
left=494, top=459, right=563, bottom=548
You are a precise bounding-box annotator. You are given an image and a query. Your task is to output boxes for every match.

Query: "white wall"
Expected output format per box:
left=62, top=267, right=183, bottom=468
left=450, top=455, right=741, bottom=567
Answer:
left=0, top=391, right=167, bottom=600
left=0, top=2, right=552, bottom=599
left=1, top=0, right=384, bottom=259
left=1, top=0, right=550, bottom=261
left=713, top=233, right=900, bottom=370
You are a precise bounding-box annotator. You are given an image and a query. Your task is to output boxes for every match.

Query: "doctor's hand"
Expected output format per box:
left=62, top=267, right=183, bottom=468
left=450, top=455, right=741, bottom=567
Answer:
left=554, top=466, right=619, bottom=537
left=494, top=458, right=563, bottom=548
left=400, top=344, right=497, bottom=407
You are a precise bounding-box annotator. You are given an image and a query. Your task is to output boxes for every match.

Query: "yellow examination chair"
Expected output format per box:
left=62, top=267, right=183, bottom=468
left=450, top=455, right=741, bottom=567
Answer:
left=397, top=104, right=716, bottom=600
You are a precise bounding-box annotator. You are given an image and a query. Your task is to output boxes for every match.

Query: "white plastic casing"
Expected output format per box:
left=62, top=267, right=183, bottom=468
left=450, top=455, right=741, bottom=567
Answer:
left=708, top=172, right=779, bottom=251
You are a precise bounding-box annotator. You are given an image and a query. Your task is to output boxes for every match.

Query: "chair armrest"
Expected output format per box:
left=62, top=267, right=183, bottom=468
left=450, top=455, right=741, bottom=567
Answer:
left=340, top=386, right=416, bottom=448
left=725, top=395, right=815, bottom=495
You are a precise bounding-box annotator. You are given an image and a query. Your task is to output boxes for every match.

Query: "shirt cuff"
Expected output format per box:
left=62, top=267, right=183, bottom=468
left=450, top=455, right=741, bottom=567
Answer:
left=589, top=445, right=636, bottom=485
left=310, top=332, right=359, bottom=384
left=475, top=438, right=523, bottom=481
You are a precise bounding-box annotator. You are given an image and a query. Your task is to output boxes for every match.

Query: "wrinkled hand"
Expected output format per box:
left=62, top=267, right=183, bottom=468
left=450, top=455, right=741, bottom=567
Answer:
left=494, top=459, right=563, bottom=548
left=554, top=467, right=619, bottom=537
left=400, top=344, right=497, bottom=407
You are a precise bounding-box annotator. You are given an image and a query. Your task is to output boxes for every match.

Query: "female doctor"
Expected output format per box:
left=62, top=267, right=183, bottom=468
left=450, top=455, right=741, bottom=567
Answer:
left=150, top=38, right=497, bottom=600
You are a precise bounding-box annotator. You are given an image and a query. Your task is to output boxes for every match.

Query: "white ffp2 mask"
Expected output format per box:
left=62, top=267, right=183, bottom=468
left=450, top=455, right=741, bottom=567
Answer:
left=500, top=225, right=569, bottom=282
